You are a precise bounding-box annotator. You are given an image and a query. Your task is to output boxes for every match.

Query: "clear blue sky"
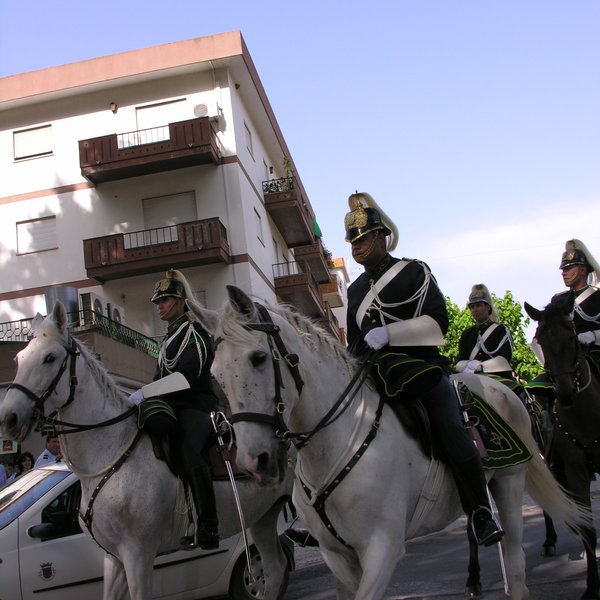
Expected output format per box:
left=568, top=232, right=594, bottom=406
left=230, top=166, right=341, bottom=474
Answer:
left=2, top=1, right=599, bottom=338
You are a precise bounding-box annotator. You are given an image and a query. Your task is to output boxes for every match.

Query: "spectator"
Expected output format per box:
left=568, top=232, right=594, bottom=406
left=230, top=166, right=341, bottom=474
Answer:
left=34, top=435, right=62, bottom=467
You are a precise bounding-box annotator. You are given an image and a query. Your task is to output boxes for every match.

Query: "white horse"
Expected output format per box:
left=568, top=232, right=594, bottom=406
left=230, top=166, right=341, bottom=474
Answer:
left=192, top=286, right=588, bottom=600
left=0, top=301, right=293, bottom=600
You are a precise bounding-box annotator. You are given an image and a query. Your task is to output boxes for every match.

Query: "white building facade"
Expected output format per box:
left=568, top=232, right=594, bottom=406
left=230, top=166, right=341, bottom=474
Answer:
left=0, top=31, right=344, bottom=355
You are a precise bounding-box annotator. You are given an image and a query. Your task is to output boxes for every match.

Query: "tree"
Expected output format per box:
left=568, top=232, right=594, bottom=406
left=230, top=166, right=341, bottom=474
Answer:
left=441, top=291, right=543, bottom=383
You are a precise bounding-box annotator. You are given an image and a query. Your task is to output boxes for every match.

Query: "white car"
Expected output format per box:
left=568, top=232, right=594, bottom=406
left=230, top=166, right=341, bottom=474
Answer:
left=0, top=463, right=294, bottom=600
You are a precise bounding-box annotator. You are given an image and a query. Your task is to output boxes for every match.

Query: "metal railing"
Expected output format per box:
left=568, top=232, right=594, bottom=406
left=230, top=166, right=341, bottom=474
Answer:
left=117, top=125, right=170, bottom=149
left=262, top=177, right=296, bottom=194
left=0, top=318, right=34, bottom=342
left=123, top=224, right=179, bottom=249
left=0, top=311, right=159, bottom=358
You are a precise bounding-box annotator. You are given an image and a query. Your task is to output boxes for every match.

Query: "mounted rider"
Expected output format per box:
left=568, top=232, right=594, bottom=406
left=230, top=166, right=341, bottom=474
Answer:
left=344, top=192, right=503, bottom=546
left=528, top=239, right=600, bottom=396
left=142, top=269, right=219, bottom=550
left=455, top=284, right=514, bottom=380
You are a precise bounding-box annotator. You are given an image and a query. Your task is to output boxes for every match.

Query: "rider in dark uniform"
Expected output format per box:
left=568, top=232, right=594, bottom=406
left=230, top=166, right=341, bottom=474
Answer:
left=150, top=269, right=219, bottom=550
left=344, top=192, right=503, bottom=547
left=528, top=239, right=600, bottom=396
left=455, top=284, right=514, bottom=380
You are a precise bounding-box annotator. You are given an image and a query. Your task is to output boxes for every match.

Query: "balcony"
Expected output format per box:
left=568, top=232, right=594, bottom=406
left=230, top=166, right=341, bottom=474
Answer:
left=320, top=274, right=344, bottom=308
left=318, top=303, right=343, bottom=342
left=294, top=239, right=331, bottom=283
left=0, top=311, right=158, bottom=384
left=79, top=117, right=221, bottom=185
left=262, top=178, right=315, bottom=248
left=83, top=218, right=231, bottom=283
left=273, top=262, right=323, bottom=318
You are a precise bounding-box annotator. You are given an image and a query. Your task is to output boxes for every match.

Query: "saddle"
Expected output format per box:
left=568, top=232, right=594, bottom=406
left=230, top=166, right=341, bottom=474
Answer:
left=137, top=400, right=247, bottom=481
left=386, top=382, right=532, bottom=470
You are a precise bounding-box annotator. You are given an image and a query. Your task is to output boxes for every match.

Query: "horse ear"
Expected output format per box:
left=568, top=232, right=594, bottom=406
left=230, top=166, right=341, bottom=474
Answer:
left=186, top=298, right=219, bottom=335
left=51, top=301, right=68, bottom=334
left=31, top=313, right=45, bottom=335
left=226, top=286, right=256, bottom=318
left=524, top=301, right=542, bottom=322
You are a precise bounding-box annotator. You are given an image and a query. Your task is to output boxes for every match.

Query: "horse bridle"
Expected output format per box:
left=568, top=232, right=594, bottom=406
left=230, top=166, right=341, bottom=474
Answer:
left=542, top=319, right=588, bottom=394
left=226, top=304, right=304, bottom=440
left=225, top=304, right=375, bottom=450
left=8, top=336, right=80, bottom=430
left=8, top=335, right=136, bottom=435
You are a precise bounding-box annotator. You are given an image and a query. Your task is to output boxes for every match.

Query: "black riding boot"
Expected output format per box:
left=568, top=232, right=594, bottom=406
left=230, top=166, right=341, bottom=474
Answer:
left=452, top=455, right=504, bottom=547
left=180, top=462, right=219, bottom=550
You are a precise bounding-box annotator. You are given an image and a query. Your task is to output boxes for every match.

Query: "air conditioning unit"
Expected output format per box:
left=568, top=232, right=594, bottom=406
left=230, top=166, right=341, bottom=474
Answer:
left=107, top=303, right=126, bottom=326
left=80, top=292, right=106, bottom=316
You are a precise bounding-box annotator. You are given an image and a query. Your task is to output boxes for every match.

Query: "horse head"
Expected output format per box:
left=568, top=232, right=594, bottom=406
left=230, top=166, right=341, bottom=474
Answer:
left=525, top=291, right=582, bottom=407
left=0, top=301, right=76, bottom=442
left=188, top=286, right=296, bottom=486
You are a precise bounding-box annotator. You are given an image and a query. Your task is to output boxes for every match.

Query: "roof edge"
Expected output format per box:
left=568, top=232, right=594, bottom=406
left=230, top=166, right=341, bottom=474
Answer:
left=0, top=30, right=244, bottom=105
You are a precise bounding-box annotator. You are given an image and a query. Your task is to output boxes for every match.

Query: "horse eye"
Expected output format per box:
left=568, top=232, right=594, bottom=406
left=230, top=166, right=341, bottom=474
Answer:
left=250, top=351, right=267, bottom=367
left=43, top=354, right=56, bottom=364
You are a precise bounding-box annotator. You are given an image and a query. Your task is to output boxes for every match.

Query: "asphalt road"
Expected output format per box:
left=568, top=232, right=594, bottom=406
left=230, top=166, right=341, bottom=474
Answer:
left=284, top=479, right=600, bottom=599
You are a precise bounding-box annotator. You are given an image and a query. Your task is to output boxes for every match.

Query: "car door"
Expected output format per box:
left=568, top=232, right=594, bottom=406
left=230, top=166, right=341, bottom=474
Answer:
left=18, top=478, right=105, bottom=600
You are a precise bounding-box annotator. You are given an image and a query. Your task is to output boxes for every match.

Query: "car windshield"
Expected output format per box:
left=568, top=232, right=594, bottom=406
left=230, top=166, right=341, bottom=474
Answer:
left=0, top=468, right=71, bottom=531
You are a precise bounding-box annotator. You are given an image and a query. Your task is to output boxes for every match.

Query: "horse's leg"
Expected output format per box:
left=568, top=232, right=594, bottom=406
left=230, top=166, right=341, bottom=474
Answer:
left=118, top=548, right=154, bottom=600
left=559, top=456, right=599, bottom=600
left=465, top=518, right=483, bottom=598
left=103, top=554, right=130, bottom=600
left=352, top=533, right=404, bottom=600
left=541, top=511, right=558, bottom=557
left=248, top=501, right=289, bottom=600
left=488, top=473, right=529, bottom=600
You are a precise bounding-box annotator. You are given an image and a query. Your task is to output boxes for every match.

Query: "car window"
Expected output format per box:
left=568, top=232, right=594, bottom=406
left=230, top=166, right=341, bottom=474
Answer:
left=0, top=469, right=71, bottom=531
left=40, top=480, right=83, bottom=540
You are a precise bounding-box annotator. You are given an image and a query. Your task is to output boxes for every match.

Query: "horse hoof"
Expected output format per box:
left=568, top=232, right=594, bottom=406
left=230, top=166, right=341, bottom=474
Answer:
left=464, top=585, right=482, bottom=598
left=541, top=545, right=556, bottom=557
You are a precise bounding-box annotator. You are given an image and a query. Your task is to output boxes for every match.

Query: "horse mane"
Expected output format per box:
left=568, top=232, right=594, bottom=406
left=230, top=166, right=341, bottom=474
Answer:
left=72, top=336, right=125, bottom=407
left=220, top=300, right=356, bottom=370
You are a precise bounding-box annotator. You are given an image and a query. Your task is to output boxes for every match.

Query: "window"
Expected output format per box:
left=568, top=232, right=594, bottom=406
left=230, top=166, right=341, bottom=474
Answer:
left=13, top=125, right=52, bottom=160
left=17, top=216, right=57, bottom=255
left=244, top=122, right=254, bottom=159
left=40, top=481, right=82, bottom=540
left=254, top=208, right=263, bottom=244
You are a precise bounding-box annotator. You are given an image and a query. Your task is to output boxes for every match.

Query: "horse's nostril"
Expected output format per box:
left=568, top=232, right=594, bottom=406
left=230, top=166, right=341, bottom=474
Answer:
left=5, top=412, right=17, bottom=428
left=257, top=452, right=271, bottom=472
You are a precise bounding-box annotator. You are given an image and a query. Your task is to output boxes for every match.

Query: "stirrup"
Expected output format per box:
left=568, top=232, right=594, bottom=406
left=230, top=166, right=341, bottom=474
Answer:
left=471, top=506, right=504, bottom=547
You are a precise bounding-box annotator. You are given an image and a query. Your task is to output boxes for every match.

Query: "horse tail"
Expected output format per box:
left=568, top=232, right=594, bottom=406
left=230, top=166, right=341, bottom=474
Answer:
left=524, top=446, right=592, bottom=532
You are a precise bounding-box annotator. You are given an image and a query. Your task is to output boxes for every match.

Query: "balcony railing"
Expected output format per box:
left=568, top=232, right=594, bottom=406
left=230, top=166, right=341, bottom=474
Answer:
left=262, top=177, right=315, bottom=248
left=79, top=117, right=221, bottom=185
left=294, top=238, right=331, bottom=283
left=0, top=311, right=159, bottom=358
left=83, top=218, right=231, bottom=283
left=273, top=261, right=323, bottom=318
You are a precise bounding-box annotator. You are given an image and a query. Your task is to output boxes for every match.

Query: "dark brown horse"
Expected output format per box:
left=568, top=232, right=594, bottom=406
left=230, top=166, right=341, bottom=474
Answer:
left=525, top=291, right=600, bottom=600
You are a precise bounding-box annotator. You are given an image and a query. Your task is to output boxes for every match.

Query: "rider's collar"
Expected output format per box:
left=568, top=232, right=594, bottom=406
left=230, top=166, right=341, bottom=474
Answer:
left=365, top=254, right=393, bottom=281
left=573, top=285, right=589, bottom=298
left=166, top=313, right=190, bottom=333
left=476, top=319, right=494, bottom=332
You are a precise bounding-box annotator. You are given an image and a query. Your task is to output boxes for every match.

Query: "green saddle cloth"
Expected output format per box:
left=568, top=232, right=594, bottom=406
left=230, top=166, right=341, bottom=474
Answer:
left=468, top=394, right=532, bottom=470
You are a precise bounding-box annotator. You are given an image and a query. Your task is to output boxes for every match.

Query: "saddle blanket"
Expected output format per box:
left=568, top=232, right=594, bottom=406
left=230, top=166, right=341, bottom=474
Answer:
left=468, top=394, right=532, bottom=470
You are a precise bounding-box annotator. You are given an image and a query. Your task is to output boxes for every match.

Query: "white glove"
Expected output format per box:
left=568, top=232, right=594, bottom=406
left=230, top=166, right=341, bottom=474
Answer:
left=364, top=326, right=390, bottom=350
left=578, top=331, right=596, bottom=346
left=465, top=360, right=483, bottom=374
left=129, top=389, right=145, bottom=405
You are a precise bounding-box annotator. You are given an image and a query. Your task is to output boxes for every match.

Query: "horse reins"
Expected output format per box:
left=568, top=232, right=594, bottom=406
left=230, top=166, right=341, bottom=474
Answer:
left=227, top=304, right=375, bottom=449
left=224, top=303, right=385, bottom=549
left=10, top=335, right=137, bottom=435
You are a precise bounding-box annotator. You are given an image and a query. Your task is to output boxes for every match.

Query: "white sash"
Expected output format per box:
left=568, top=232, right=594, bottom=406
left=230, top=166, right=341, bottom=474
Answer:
left=469, top=323, right=499, bottom=360
left=355, top=260, right=409, bottom=328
